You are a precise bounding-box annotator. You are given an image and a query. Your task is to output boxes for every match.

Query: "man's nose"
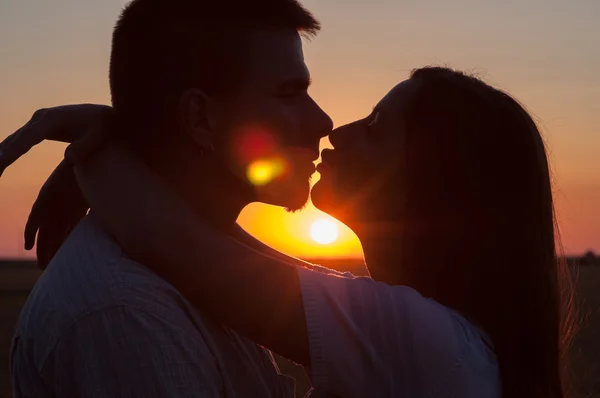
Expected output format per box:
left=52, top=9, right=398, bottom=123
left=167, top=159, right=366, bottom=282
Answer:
left=308, top=98, right=333, bottom=140
left=318, top=110, right=334, bottom=140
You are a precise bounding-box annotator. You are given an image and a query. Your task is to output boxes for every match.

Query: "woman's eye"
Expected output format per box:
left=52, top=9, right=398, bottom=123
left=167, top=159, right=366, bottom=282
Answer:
left=367, top=112, right=380, bottom=128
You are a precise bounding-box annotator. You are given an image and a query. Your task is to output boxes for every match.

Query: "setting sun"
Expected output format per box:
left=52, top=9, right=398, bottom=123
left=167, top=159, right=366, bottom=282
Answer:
left=310, top=219, right=339, bottom=245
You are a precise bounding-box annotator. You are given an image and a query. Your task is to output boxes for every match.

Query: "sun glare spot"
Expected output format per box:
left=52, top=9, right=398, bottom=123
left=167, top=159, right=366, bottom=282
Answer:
left=247, top=158, right=285, bottom=186
left=310, top=219, right=339, bottom=245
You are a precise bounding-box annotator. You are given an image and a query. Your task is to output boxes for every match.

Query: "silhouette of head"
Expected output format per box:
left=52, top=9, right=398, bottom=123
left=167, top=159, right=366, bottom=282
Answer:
left=312, top=67, right=572, bottom=398
left=109, top=0, right=332, bottom=211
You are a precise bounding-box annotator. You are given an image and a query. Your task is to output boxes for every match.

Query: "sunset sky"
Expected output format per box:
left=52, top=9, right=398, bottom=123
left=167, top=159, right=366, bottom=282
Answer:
left=0, top=0, right=599, bottom=259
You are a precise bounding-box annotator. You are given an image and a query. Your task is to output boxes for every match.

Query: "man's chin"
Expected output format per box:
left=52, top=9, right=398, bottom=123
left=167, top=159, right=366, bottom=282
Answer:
left=284, top=199, right=308, bottom=213
left=283, top=184, right=311, bottom=212
left=255, top=178, right=311, bottom=212
left=270, top=193, right=309, bottom=213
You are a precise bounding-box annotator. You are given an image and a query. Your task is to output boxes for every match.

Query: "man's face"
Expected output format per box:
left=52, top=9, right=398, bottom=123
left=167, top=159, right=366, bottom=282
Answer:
left=213, top=29, right=333, bottom=211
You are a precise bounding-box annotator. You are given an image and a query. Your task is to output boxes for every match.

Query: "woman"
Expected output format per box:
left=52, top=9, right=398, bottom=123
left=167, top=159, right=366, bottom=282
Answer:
left=3, top=67, right=574, bottom=397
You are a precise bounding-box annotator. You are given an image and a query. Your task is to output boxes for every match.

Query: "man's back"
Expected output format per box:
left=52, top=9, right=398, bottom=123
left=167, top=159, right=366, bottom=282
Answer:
left=11, top=215, right=294, bottom=397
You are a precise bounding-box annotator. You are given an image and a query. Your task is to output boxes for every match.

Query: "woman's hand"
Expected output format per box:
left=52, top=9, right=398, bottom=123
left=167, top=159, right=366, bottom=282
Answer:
left=25, top=160, right=90, bottom=268
left=24, top=119, right=108, bottom=268
left=0, top=104, right=112, bottom=177
left=0, top=104, right=112, bottom=267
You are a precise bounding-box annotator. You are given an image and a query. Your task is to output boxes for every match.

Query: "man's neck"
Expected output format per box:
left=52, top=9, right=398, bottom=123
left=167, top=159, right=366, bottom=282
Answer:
left=140, top=136, right=254, bottom=233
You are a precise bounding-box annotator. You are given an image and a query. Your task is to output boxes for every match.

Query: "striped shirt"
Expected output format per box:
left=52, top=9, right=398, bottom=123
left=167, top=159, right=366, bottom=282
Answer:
left=11, top=216, right=295, bottom=397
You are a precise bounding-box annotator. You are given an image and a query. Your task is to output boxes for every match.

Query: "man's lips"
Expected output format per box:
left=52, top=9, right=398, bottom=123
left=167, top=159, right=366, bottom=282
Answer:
left=286, top=147, right=318, bottom=175
left=304, top=162, right=317, bottom=175
left=289, top=147, right=320, bottom=162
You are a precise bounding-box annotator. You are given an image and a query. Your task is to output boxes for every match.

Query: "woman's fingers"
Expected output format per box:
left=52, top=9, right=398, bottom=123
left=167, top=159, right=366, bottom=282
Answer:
left=0, top=113, right=48, bottom=176
left=24, top=200, right=41, bottom=251
left=0, top=104, right=114, bottom=177
left=1, top=107, right=71, bottom=176
left=35, top=222, right=53, bottom=270
left=24, top=160, right=86, bottom=244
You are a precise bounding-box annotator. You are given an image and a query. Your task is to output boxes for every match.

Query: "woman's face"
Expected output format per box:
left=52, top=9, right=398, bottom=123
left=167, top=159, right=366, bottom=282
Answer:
left=311, top=79, right=420, bottom=225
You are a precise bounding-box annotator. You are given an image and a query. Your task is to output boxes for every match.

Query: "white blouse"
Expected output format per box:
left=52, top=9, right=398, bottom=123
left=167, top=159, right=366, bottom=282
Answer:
left=297, top=266, right=500, bottom=398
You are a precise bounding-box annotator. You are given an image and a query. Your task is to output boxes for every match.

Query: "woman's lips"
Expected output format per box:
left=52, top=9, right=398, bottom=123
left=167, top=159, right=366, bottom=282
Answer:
left=320, top=149, right=336, bottom=165
left=317, top=148, right=338, bottom=176
left=316, top=162, right=332, bottom=175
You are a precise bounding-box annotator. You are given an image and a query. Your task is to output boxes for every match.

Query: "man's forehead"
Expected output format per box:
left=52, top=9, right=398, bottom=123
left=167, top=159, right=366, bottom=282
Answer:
left=241, top=29, right=309, bottom=82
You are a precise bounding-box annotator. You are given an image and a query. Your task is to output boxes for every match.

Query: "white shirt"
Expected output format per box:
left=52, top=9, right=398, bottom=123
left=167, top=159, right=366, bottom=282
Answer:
left=297, top=266, right=501, bottom=398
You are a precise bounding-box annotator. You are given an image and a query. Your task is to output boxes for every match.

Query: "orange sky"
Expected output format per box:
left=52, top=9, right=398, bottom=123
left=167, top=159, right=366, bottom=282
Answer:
left=1, top=0, right=599, bottom=258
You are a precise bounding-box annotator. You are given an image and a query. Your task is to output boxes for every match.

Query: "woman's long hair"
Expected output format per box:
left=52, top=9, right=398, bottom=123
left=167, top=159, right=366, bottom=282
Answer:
left=395, top=67, right=575, bottom=398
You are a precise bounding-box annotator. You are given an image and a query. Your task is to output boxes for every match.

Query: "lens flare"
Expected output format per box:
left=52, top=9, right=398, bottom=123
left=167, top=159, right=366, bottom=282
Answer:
left=247, top=158, right=285, bottom=186
left=233, top=127, right=278, bottom=164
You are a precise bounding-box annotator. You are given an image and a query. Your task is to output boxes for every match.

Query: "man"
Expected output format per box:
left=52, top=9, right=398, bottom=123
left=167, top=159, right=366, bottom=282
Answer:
left=4, top=0, right=333, bottom=396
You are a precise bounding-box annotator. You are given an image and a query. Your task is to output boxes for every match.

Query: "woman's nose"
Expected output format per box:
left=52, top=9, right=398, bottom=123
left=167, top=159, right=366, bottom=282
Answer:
left=329, top=120, right=361, bottom=149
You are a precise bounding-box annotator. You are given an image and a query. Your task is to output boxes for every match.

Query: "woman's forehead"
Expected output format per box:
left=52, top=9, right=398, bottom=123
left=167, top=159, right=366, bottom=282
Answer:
left=377, top=79, right=420, bottom=112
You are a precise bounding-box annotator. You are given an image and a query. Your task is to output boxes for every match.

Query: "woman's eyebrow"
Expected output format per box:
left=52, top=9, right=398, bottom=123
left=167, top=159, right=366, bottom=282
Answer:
left=372, top=100, right=387, bottom=114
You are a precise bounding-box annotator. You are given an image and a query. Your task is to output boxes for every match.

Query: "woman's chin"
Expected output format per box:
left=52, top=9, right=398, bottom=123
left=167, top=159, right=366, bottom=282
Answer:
left=310, top=178, right=337, bottom=214
left=311, top=178, right=354, bottom=224
left=311, top=178, right=367, bottom=228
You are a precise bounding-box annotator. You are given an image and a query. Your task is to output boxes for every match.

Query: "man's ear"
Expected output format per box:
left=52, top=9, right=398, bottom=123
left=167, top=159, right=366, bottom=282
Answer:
left=178, top=88, right=217, bottom=150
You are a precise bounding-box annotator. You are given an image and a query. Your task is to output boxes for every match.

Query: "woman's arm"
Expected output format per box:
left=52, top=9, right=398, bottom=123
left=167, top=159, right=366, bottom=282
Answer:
left=74, top=145, right=311, bottom=366
left=0, top=104, right=111, bottom=176
left=0, top=104, right=112, bottom=267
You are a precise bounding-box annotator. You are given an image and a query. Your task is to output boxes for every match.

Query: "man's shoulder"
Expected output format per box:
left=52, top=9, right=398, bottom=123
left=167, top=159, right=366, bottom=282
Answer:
left=23, top=215, right=188, bottom=315
left=11, top=303, right=229, bottom=397
left=14, top=216, right=208, bottom=369
left=12, top=217, right=290, bottom=396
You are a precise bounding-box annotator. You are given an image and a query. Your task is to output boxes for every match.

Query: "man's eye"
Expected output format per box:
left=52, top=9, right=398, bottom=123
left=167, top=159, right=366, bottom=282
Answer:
left=278, top=89, right=303, bottom=99
left=278, top=91, right=298, bottom=98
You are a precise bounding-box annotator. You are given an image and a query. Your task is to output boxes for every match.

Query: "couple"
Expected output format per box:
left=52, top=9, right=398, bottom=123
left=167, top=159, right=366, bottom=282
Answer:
left=1, top=0, right=573, bottom=397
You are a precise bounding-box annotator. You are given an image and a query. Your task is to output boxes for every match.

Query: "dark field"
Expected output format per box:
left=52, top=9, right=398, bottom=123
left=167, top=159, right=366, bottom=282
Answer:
left=0, top=259, right=598, bottom=397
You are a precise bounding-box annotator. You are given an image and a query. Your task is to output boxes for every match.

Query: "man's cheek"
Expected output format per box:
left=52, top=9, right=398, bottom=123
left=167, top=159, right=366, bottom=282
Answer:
left=272, top=105, right=305, bottom=147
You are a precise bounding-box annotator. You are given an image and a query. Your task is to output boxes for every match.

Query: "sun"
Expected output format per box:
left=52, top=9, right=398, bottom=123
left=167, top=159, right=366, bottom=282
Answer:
left=309, top=219, right=339, bottom=245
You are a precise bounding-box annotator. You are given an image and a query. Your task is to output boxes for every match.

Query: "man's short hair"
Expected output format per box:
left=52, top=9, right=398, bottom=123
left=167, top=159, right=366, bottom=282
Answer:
left=109, top=0, right=319, bottom=133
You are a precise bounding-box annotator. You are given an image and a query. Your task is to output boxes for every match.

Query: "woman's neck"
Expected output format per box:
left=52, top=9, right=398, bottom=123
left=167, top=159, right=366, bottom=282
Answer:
left=353, top=221, right=405, bottom=285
